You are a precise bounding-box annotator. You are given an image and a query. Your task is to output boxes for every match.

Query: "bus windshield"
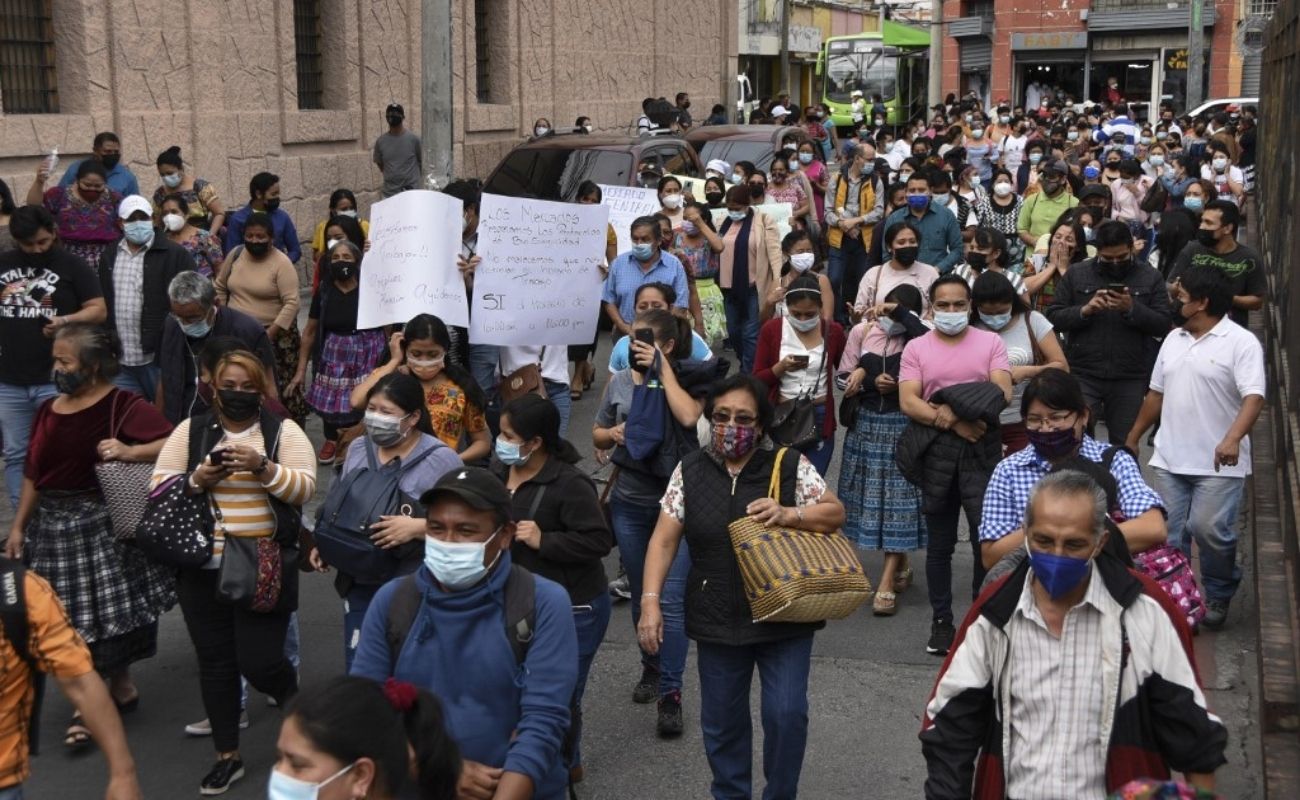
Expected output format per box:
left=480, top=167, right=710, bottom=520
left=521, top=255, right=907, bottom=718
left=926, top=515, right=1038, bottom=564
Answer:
left=824, top=42, right=899, bottom=103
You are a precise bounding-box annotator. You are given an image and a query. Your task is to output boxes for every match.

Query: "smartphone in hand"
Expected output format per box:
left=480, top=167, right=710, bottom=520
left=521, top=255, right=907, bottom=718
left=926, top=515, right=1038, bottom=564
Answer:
left=207, top=448, right=229, bottom=467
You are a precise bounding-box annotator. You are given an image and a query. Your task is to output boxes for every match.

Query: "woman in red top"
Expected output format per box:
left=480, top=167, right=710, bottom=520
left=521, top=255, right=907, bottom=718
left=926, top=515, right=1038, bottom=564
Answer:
left=753, top=275, right=846, bottom=476
left=4, top=323, right=175, bottom=749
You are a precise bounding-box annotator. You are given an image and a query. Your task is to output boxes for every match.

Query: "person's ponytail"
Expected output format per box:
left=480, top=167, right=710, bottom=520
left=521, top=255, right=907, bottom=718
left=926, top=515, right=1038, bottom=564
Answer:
left=397, top=687, right=461, bottom=800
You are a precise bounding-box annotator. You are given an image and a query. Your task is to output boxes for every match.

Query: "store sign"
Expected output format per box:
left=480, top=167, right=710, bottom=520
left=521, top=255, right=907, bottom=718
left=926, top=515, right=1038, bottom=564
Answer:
left=1167, top=49, right=1188, bottom=70
left=789, top=25, right=822, bottom=53
left=1011, top=32, right=1087, bottom=51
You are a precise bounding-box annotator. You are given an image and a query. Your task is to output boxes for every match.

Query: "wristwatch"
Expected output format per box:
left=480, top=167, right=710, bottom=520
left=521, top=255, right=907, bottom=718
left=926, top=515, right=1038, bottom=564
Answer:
left=254, top=455, right=270, bottom=475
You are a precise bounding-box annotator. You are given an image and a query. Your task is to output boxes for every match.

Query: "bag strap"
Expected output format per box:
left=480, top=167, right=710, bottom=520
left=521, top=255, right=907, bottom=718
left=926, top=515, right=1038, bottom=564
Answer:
left=1025, top=313, right=1044, bottom=366
left=385, top=574, right=422, bottom=672
left=767, top=447, right=788, bottom=502
left=599, top=467, right=620, bottom=505
left=1, top=557, right=45, bottom=756
left=525, top=484, right=548, bottom=521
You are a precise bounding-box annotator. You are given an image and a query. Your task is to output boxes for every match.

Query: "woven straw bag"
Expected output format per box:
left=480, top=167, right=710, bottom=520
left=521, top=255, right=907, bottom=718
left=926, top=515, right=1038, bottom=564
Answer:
left=727, top=448, right=872, bottom=623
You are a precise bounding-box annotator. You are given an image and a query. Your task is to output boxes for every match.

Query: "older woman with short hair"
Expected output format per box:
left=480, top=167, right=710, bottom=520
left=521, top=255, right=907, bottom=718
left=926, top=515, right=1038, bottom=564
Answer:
left=5, top=323, right=175, bottom=748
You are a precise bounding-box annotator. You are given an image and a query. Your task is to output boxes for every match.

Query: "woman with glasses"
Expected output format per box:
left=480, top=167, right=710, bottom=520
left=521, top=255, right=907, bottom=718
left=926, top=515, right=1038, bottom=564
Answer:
left=637, top=373, right=845, bottom=800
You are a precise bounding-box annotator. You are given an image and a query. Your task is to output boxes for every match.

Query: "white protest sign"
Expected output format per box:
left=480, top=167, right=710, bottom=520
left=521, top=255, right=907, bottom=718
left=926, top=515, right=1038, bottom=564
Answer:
left=358, top=190, right=467, bottom=330
left=469, top=193, right=610, bottom=346
left=599, top=184, right=659, bottom=255
left=709, top=202, right=795, bottom=240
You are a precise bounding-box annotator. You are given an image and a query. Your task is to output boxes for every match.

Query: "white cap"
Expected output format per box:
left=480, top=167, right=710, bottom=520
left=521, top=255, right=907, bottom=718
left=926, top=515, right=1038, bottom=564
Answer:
left=706, top=159, right=731, bottom=177
left=851, top=90, right=864, bottom=98
left=118, top=195, right=153, bottom=220
left=771, top=105, right=790, bottom=118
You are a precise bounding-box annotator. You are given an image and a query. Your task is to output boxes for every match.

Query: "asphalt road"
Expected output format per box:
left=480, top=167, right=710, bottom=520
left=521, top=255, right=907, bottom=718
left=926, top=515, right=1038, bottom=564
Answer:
left=17, top=346, right=1264, bottom=799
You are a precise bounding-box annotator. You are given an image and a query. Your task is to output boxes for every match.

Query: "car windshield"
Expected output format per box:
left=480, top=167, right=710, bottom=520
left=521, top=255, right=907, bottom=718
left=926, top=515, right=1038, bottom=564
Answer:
left=484, top=149, right=632, bottom=199
left=825, top=42, right=898, bottom=103
left=699, top=140, right=777, bottom=174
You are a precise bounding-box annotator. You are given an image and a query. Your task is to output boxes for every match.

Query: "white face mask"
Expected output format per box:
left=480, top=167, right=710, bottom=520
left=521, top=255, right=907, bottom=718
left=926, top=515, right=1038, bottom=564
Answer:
left=267, top=762, right=355, bottom=800
left=789, top=252, right=816, bottom=272
left=424, top=527, right=503, bottom=590
left=788, top=314, right=820, bottom=333
left=326, top=237, right=342, bottom=252
left=661, top=193, right=683, bottom=209
left=993, top=182, right=1013, bottom=198
left=162, top=213, right=186, bottom=232
left=337, top=209, right=358, bottom=219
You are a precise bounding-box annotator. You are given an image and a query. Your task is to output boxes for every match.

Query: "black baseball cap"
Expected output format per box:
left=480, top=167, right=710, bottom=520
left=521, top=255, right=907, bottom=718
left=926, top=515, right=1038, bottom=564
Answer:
left=386, top=103, right=405, bottom=117
left=421, top=467, right=513, bottom=521
left=1041, top=158, right=1069, bottom=176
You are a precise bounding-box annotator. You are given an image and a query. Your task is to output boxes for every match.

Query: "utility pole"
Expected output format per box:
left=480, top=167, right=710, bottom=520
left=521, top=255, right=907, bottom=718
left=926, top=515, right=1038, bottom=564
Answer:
left=779, top=0, right=791, bottom=97
left=421, top=0, right=454, bottom=190
left=1186, top=0, right=1205, bottom=111
left=928, top=0, right=942, bottom=110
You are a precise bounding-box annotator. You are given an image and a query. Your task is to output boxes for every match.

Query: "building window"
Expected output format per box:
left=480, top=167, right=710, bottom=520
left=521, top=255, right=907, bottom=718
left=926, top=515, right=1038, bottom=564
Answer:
left=293, top=0, right=325, bottom=110
left=0, top=0, right=59, bottom=114
left=1247, top=0, right=1278, bottom=17
left=474, top=0, right=491, bottom=102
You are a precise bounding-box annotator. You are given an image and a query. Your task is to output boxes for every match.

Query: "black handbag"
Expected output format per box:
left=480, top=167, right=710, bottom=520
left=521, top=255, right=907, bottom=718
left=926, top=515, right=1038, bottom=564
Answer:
left=216, top=533, right=282, bottom=613
left=134, top=475, right=214, bottom=569
left=768, top=343, right=826, bottom=449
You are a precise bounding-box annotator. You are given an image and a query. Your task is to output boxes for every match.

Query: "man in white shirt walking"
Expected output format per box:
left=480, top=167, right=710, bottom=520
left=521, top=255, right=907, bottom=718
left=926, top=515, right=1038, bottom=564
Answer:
left=1127, top=265, right=1266, bottom=629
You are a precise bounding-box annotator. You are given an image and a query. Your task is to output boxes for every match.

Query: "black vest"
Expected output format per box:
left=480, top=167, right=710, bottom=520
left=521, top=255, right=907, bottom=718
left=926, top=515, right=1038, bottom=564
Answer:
left=680, top=447, right=824, bottom=646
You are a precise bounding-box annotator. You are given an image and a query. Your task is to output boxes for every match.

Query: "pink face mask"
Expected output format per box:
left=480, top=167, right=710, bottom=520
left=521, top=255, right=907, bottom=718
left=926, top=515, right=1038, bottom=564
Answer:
left=712, top=424, right=758, bottom=459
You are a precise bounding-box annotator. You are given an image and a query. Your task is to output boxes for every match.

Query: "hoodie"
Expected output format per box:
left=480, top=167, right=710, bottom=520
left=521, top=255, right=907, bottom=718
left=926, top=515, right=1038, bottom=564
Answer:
left=351, top=553, right=578, bottom=799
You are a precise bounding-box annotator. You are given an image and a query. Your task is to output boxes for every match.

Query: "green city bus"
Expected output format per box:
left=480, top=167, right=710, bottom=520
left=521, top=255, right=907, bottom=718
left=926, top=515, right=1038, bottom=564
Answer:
left=817, top=21, right=930, bottom=130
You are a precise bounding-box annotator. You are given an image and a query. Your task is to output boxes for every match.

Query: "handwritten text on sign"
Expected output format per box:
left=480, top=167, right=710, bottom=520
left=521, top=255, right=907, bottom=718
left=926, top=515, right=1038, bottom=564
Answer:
left=469, top=194, right=610, bottom=346
left=357, top=190, right=467, bottom=330
left=599, top=184, right=660, bottom=255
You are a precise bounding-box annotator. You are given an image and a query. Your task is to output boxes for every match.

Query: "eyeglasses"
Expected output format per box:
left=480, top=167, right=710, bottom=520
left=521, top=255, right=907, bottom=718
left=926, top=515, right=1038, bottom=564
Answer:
left=711, top=411, right=757, bottom=426
left=1024, top=411, right=1076, bottom=430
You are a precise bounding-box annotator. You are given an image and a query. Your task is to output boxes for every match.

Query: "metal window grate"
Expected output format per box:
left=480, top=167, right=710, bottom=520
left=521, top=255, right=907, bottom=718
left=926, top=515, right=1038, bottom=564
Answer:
left=474, top=0, right=491, bottom=103
left=1247, top=0, right=1278, bottom=17
left=0, top=0, right=59, bottom=114
left=293, top=0, right=325, bottom=110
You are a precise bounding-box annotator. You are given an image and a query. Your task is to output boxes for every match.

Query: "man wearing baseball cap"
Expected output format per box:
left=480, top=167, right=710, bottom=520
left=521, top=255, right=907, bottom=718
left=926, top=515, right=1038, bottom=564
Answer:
left=352, top=466, right=578, bottom=800
left=1017, top=158, right=1079, bottom=247
left=372, top=102, right=423, bottom=198
left=97, top=194, right=196, bottom=401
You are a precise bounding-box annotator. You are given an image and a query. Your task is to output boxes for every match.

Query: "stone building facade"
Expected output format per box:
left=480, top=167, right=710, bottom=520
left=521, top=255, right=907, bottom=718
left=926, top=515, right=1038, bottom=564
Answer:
left=0, top=0, right=737, bottom=260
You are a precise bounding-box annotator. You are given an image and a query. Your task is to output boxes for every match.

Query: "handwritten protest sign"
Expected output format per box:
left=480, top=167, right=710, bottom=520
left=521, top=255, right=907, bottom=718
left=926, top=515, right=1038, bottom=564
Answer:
left=709, top=202, right=795, bottom=240
left=599, top=184, right=659, bottom=255
left=469, top=193, right=610, bottom=346
left=358, top=190, right=467, bottom=329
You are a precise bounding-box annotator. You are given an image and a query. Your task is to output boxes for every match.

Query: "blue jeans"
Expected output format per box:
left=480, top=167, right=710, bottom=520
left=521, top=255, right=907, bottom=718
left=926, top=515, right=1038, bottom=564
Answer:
left=1152, top=467, right=1245, bottom=603
left=697, top=634, right=814, bottom=800
left=828, top=236, right=868, bottom=325
left=0, top=382, right=58, bottom=508
left=112, top=362, right=161, bottom=403
left=468, top=343, right=500, bottom=396
left=722, top=287, right=760, bottom=374
left=569, top=591, right=612, bottom=768
left=542, top=379, right=571, bottom=439
left=608, top=497, right=690, bottom=695
left=796, top=405, right=835, bottom=477
left=0, top=783, right=23, bottom=799
left=343, top=584, right=381, bottom=671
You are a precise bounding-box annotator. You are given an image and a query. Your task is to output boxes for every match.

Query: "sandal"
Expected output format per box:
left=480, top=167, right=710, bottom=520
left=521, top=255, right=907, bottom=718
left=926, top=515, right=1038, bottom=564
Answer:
left=873, top=590, right=898, bottom=616
left=893, top=567, right=914, bottom=594
left=64, top=717, right=93, bottom=750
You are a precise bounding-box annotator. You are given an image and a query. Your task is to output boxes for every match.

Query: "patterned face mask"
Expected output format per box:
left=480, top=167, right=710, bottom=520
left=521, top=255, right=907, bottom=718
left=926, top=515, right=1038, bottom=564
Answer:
left=712, top=423, right=758, bottom=460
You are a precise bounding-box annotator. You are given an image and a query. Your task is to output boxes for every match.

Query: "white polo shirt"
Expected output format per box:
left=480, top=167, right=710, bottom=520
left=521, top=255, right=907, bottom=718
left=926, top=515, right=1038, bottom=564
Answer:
left=1150, top=317, right=1265, bottom=478
left=498, top=345, right=571, bottom=387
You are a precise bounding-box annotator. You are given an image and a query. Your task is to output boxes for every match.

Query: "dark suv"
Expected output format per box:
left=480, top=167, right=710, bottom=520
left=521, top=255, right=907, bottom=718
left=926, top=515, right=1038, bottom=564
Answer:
left=482, top=133, right=702, bottom=200
left=683, top=125, right=807, bottom=174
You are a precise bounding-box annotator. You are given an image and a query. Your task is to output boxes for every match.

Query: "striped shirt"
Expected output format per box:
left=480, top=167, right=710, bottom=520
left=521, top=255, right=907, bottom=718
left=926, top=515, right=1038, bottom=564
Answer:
left=152, top=417, right=316, bottom=565
left=1006, top=563, right=1110, bottom=798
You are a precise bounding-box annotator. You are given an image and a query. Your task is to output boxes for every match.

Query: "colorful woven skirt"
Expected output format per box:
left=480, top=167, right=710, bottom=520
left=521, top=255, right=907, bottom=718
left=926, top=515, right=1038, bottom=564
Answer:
left=837, top=409, right=926, bottom=552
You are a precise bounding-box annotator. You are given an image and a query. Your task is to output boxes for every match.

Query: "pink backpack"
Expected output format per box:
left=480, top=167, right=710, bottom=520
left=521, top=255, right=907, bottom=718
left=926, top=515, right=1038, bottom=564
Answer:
left=1133, top=544, right=1207, bottom=629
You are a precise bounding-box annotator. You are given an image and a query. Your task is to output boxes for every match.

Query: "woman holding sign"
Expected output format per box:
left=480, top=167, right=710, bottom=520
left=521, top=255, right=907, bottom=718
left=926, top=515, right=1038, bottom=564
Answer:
left=350, top=313, right=492, bottom=464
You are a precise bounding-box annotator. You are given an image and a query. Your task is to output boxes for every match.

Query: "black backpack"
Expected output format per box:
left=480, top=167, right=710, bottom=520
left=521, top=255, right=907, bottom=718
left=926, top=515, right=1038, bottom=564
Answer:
left=1, top=558, right=46, bottom=755
left=314, top=439, right=438, bottom=585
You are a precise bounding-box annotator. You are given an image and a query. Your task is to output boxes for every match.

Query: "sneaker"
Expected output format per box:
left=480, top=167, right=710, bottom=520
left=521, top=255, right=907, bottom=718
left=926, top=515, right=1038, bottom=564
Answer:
left=926, top=620, right=956, bottom=656
left=184, top=711, right=249, bottom=737
left=656, top=690, right=684, bottom=738
left=317, top=440, right=338, bottom=465
left=608, top=574, right=631, bottom=601
left=266, top=694, right=279, bottom=708
left=631, top=666, right=660, bottom=704
left=1202, top=599, right=1230, bottom=630
left=199, top=757, right=245, bottom=795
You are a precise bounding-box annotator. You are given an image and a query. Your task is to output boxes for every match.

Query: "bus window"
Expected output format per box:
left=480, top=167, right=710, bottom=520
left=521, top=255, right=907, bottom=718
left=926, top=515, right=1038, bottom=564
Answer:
left=825, top=48, right=899, bottom=103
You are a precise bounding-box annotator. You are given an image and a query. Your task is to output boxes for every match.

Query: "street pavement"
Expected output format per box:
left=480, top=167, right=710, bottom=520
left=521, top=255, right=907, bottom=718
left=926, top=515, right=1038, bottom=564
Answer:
left=18, top=346, right=1264, bottom=799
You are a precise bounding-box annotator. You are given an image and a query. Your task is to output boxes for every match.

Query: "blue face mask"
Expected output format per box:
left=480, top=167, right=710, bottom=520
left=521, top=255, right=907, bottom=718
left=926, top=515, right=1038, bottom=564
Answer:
left=979, top=311, right=1012, bottom=330
left=727, top=210, right=747, bottom=222
left=631, top=242, right=655, bottom=261
left=424, top=527, right=503, bottom=590
left=495, top=437, right=531, bottom=466
left=123, top=220, right=153, bottom=245
left=932, top=311, right=969, bottom=336
left=877, top=317, right=901, bottom=336
left=180, top=317, right=211, bottom=338
left=1184, top=196, right=1204, bottom=213
left=267, top=762, right=355, bottom=800
left=1026, top=542, right=1094, bottom=600
left=906, top=194, right=930, bottom=211
left=1083, top=165, right=1101, bottom=180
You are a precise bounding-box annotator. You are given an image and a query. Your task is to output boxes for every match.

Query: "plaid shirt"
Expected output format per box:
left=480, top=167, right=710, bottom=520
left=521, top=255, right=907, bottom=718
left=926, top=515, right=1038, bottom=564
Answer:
left=112, top=237, right=150, bottom=366
left=978, top=435, right=1165, bottom=542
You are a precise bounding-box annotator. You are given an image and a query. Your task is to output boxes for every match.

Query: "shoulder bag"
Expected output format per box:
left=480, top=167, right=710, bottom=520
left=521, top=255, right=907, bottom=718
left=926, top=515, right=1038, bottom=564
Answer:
left=499, top=348, right=548, bottom=405
left=727, top=448, right=872, bottom=623
left=769, top=336, right=827, bottom=449
left=134, top=474, right=214, bottom=568
left=95, top=391, right=157, bottom=540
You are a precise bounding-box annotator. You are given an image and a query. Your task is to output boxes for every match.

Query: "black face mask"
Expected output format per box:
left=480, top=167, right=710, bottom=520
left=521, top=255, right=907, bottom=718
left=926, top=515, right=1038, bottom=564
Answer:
left=243, top=240, right=271, bottom=258
left=217, top=389, right=262, bottom=423
left=387, top=115, right=403, bottom=127
left=332, top=262, right=357, bottom=281
left=52, top=368, right=88, bottom=395
left=1040, top=179, right=1063, bottom=195
left=264, top=198, right=281, bottom=213
left=705, top=191, right=725, bottom=206
left=1196, top=229, right=1220, bottom=248
left=26, top=245, right=57, bottom=267
left=966, top=252, right=988, bottom=271
left=100, top=154, right=121, bottom=170
left=1098, top=257, right=1134, bottom=280
left=749, top=185, right=766, bottom=200
left=894, top=246, right=920, bottom=267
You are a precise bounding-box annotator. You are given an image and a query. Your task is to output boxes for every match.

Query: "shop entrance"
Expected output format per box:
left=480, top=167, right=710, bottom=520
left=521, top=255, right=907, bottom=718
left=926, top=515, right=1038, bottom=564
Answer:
left=1089, top=57, right=1156, bottom=119
left=1014, top=60, right=1086, bottom=110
